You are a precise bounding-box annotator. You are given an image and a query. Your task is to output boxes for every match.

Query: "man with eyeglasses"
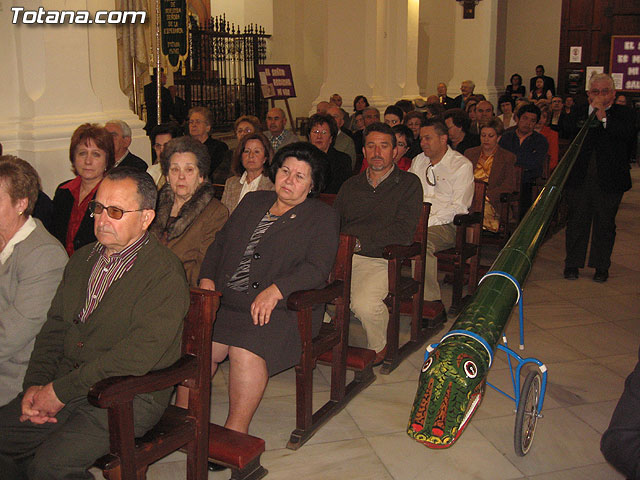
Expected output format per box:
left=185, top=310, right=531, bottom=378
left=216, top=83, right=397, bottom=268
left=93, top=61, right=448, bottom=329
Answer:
left=409, top=118, right=474, bottom=315
left=307, top=113, right=352, bottom=193
left=563, top=73, right=636, bottom=283
left=0, top=167, right=190, bottom=479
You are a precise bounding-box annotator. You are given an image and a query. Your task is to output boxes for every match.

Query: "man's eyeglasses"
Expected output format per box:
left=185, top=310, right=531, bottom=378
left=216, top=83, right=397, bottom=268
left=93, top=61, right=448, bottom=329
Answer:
left=89, top=201, right=144, bottom=220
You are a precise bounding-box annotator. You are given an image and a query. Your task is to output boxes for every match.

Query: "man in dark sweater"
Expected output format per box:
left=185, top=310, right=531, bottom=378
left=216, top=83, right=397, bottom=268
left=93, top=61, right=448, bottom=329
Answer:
left=334, top=123, right=423, bottom=364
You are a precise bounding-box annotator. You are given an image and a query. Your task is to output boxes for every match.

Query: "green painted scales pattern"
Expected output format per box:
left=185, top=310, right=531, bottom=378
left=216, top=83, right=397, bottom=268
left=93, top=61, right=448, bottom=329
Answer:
left=407, top=112, right=597, bottom=448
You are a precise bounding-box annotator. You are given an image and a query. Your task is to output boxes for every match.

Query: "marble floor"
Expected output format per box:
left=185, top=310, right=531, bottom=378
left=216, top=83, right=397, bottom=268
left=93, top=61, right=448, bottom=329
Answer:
left=100, top=166, right=640, bottom=479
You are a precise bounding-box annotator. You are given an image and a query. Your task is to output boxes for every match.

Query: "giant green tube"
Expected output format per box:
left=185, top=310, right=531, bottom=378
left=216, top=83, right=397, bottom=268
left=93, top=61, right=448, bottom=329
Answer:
left=407, top=112, right=598, bottom=448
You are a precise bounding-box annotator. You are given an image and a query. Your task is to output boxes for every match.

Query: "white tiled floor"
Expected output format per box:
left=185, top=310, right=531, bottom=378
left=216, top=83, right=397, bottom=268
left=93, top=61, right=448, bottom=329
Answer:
left=112, top=166, right=640, bottom=479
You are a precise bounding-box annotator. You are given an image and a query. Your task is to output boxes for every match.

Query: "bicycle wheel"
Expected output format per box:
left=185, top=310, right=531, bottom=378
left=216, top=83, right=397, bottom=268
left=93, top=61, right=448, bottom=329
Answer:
left=514, top=370, right=541, bottom=456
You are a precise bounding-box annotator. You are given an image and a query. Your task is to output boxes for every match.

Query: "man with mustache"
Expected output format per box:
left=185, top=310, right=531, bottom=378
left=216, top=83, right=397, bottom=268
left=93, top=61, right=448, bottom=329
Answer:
left=334, top=122, right=423, bottom=365
left=0, top=167, right=190, bottom=479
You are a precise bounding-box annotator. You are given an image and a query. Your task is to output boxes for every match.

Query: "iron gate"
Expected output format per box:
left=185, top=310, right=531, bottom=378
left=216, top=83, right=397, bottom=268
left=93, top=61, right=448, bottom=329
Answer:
left=174, top=15, right=270, bottom=131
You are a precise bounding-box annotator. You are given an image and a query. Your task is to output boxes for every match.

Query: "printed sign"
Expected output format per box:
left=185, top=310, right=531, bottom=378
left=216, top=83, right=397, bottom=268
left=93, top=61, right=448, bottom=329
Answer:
left=161, top=0, right=188, bottom=67
left=610, top=36, right=640, bottom=92
left=256, top=64, right=296, bottom=99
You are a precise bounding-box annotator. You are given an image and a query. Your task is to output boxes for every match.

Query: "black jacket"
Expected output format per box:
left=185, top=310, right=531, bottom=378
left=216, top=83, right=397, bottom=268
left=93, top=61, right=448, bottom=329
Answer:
left=565, top=104, right=635, bottom=193
left=51, top=180, right=97, bottom=254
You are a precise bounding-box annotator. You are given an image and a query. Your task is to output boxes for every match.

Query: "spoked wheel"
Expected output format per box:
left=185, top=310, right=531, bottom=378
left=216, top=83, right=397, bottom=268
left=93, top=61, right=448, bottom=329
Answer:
left=514, top=370, right=542, bottom=456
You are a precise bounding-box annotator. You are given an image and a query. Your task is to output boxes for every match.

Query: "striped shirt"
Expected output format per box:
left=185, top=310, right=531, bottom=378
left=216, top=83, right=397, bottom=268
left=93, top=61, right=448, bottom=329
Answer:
left=79, top=232, right=149, bottom=323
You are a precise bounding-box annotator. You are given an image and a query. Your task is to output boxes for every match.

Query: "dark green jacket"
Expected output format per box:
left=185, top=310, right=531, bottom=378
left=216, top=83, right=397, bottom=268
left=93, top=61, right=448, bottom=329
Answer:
left=23, top=233, right=190, bottom=405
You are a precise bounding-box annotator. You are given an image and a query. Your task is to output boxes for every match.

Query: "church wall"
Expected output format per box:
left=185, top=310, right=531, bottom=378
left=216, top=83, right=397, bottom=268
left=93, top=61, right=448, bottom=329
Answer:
left=267, top=0, right=326, bottom=123
left=503, top=0, right=562, bottom=94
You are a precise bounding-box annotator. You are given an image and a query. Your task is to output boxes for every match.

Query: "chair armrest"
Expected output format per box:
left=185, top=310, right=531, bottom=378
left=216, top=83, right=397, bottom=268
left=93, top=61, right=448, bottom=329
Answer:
left=453, top=211, right=482, bottom=226
left=499, top=191, right=519, bottom=203
left=287, top=280, right=343, bottom=311
left=88, top=355, right=197, bottom=408
left=382, top=242, right=420, bottom=260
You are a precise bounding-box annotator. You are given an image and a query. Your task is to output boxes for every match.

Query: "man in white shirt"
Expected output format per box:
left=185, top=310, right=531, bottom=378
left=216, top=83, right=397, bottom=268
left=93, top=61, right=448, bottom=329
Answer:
left=408, top=118, right=474, bottom=305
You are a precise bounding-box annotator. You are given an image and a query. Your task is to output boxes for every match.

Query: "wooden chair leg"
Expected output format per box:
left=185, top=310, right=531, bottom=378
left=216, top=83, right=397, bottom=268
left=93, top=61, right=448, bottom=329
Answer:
left=450, top=258, right=464, bottom=315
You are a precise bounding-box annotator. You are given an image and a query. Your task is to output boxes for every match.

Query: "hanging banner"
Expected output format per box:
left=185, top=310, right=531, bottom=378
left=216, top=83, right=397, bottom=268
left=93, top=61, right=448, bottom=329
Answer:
left=161, top=0, right=187, bottom=67
left=256, top=64, right=297, bottom=99
left=609, top=35, right=640, bottom=92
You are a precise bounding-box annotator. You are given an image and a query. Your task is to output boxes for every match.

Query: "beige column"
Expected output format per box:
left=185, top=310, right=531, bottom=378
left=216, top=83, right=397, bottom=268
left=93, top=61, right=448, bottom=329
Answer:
left=448, top=0, right=507, bottom=106
left=0, top=1, right=147, bottom=195
left=312, top=0, right=421, bottom=114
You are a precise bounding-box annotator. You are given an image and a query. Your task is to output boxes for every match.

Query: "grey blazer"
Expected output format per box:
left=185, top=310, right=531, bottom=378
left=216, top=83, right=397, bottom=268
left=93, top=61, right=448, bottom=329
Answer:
left=0, top=219, right=67, bottom=406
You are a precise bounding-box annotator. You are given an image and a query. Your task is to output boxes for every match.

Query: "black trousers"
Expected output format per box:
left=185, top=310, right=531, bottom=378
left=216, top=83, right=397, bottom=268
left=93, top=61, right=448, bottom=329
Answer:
left=0, top=393, right=165, bottom=480
left=602, top=346, right=640, bottom=479
left=564, top=182, right=623, bottom=271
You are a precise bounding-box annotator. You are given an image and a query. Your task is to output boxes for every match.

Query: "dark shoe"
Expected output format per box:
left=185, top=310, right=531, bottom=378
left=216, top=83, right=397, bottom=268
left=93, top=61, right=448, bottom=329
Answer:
left=208, top=461, right=228, bottom=472
left=563, top=267, right=579, bottom=280
left=373, top=346, right=387, bottom=367
left=593, top=269, right=609, bottom=283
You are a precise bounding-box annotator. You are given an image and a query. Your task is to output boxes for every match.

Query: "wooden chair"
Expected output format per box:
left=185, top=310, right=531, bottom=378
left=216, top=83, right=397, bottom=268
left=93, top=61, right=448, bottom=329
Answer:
left=380, top=202, right=435, bottom=374
left=482, top=166, right=522, bottom=249
left=286, top=233, right=376, bottom=450
left=89, top=288, right=220, bottom=480
left=436, top=180, right=487, bottom=316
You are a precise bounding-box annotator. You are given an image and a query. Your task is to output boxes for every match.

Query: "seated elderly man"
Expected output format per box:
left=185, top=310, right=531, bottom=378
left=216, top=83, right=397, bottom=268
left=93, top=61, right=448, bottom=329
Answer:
left=409, top=118, right=474, bottom=314
left=327, top=104, right=356, bottom=169
left=0, top=168, right=190, bottom=480
left=265, top=107, right=299, bottom=152
left=335, top=122, right=422, bottom=364
left=105, top=120, right=148, bottom=171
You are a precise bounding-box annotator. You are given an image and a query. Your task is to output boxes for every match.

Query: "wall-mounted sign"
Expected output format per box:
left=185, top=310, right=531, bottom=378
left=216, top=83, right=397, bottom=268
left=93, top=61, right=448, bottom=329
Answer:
left=569, top=46, right=582, bottom=63
left=256, top=64, right=296, bottom=99
left=610, top=35, right=640, bottom=92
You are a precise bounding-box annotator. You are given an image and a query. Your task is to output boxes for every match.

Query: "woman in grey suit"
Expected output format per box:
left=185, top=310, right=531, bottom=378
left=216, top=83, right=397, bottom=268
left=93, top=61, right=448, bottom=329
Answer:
left=220, top=133, right=275, bottom=214
left=199, top=142, right=339, bottom=434
left=0, top=156, right=68, bottom=406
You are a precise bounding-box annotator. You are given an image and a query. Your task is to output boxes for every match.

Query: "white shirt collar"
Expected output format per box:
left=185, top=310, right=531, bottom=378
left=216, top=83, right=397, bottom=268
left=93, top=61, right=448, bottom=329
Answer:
left=0, top=216, right=37, bottom=264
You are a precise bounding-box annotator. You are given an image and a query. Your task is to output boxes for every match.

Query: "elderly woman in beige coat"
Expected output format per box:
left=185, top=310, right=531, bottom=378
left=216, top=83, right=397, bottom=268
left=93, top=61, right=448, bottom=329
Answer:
left=150, top=137, right=228, bottom=286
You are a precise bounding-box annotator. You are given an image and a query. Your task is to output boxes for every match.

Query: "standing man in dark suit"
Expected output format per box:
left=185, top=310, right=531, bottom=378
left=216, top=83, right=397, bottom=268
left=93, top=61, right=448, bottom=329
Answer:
left=563, top=73, right=636, bottom=282
left=105, top=120, right=148, bottom=171
left=143, top=68, right=174, bottom=135
left=529, top=65, right=556, bottom=97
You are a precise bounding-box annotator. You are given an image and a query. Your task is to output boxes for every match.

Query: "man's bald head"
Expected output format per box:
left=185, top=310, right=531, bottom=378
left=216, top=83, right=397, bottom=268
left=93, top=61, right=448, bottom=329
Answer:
left=316, top=101, right=330, bottom=115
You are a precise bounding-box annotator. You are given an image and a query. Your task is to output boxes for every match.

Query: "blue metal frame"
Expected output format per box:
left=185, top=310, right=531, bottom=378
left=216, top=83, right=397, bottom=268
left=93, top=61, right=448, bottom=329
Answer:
left=425, top=270, right=548, bottom=416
